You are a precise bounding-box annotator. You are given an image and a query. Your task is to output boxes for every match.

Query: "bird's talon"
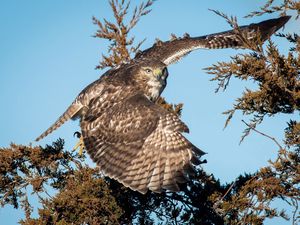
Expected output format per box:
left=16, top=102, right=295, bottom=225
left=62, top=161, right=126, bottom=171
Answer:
left=73, top=135, right=85, bottom=156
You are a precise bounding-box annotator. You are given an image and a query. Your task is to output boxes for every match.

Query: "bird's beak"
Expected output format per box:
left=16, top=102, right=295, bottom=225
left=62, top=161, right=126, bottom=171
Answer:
left=153, top=68, right=163, bottom=78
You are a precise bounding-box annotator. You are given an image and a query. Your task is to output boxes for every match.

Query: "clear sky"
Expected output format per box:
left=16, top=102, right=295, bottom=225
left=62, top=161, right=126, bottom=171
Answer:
left=0, top=0, right=297, bottom=224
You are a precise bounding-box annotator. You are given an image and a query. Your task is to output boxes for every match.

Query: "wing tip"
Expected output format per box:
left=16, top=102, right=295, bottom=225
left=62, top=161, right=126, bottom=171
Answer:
left=273, top=15, right=291, bottom=31
left=258, top=15, right=291, bottom=39
left=35, top=137, right=41, bottom=142
left=35, top=132, right=47, bottom=142
left=279, top=15, right=292, bottom=24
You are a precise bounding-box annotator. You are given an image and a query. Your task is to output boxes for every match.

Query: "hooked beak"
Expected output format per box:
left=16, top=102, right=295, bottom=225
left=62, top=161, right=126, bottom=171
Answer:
left=153, top=68, right=163, bottom=77
left=153, top=68, right=168, bottom=79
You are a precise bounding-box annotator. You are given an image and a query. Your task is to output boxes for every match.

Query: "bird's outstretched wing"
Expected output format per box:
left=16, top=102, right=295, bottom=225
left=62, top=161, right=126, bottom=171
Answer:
left=81, top=93, right=205, bottom=194
left=135, top=16, right=291, bottom=65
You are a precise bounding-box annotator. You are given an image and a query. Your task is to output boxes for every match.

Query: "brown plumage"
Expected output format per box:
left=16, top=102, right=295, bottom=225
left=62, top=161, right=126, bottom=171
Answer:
left=36, top=16, right=290, bottom=194
left=136, top=16, right=291, bottom=65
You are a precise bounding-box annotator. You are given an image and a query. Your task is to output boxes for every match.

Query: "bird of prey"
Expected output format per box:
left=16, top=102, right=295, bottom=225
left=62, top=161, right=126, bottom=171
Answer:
left=36, top=16, right=290, bottom=194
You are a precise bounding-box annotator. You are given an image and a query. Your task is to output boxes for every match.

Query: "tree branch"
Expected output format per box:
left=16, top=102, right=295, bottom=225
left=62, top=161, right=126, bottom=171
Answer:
left=241, top=119, right=283, bottom=150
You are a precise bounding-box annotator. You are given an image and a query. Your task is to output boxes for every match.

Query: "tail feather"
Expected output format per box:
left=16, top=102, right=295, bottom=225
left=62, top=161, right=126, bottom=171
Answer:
left=35, top=103, right=82, bottom=142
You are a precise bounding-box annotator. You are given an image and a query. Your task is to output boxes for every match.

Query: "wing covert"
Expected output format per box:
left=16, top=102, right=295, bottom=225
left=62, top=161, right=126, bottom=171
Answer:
left=81, top=93, right=205, bottom=194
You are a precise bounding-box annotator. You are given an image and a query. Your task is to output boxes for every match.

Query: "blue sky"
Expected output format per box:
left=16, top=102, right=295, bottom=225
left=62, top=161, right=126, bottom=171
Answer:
left=0, top=0, right=298, bottom=224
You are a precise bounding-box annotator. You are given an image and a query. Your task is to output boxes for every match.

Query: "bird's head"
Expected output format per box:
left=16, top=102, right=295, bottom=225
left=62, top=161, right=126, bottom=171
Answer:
left=134, top=60, right=168, bottom=101
left=137, top=60, right=168, bottom=82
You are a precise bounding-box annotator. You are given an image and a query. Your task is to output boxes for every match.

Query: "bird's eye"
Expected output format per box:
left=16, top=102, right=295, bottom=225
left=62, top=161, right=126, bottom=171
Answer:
left=145, top=68, right=152, bottom=73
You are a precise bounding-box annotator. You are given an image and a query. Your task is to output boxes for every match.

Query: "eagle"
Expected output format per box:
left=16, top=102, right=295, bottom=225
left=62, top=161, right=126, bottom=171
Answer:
left=36, top=16, right=290, bottom=194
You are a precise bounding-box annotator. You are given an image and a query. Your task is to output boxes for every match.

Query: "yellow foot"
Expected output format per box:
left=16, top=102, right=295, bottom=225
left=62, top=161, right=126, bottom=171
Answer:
left=73, top=132, right=85, bottom=156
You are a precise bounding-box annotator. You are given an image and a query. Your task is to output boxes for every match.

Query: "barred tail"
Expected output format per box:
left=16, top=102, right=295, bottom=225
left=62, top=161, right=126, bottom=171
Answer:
left=35, top=103, right=82, bottom=142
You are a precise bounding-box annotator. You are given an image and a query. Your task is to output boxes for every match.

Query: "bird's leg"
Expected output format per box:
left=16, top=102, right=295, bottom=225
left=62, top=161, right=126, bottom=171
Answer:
left=73, top=131, right=85, bottom=156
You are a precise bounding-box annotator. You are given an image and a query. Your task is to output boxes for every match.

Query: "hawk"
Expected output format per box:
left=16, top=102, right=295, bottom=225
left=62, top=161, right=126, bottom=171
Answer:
left=36, top=16, right=290, bottom=194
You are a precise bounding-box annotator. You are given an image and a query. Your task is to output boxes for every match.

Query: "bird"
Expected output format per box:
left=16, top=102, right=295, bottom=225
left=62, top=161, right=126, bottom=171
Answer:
left=35, top=16, right=290, bottom=194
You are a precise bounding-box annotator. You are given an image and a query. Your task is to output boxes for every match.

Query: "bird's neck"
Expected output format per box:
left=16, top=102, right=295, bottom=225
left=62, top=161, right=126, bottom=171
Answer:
left=144, top=79, right=166, bottom=101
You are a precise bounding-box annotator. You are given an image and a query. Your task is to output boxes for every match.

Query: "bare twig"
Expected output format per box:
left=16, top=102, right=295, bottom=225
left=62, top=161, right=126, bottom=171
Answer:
left=241, top=120, right=283, bottom=150
left=221, top=181, right=236, bottom=202
left=291, top=198, right=299, bottom=225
